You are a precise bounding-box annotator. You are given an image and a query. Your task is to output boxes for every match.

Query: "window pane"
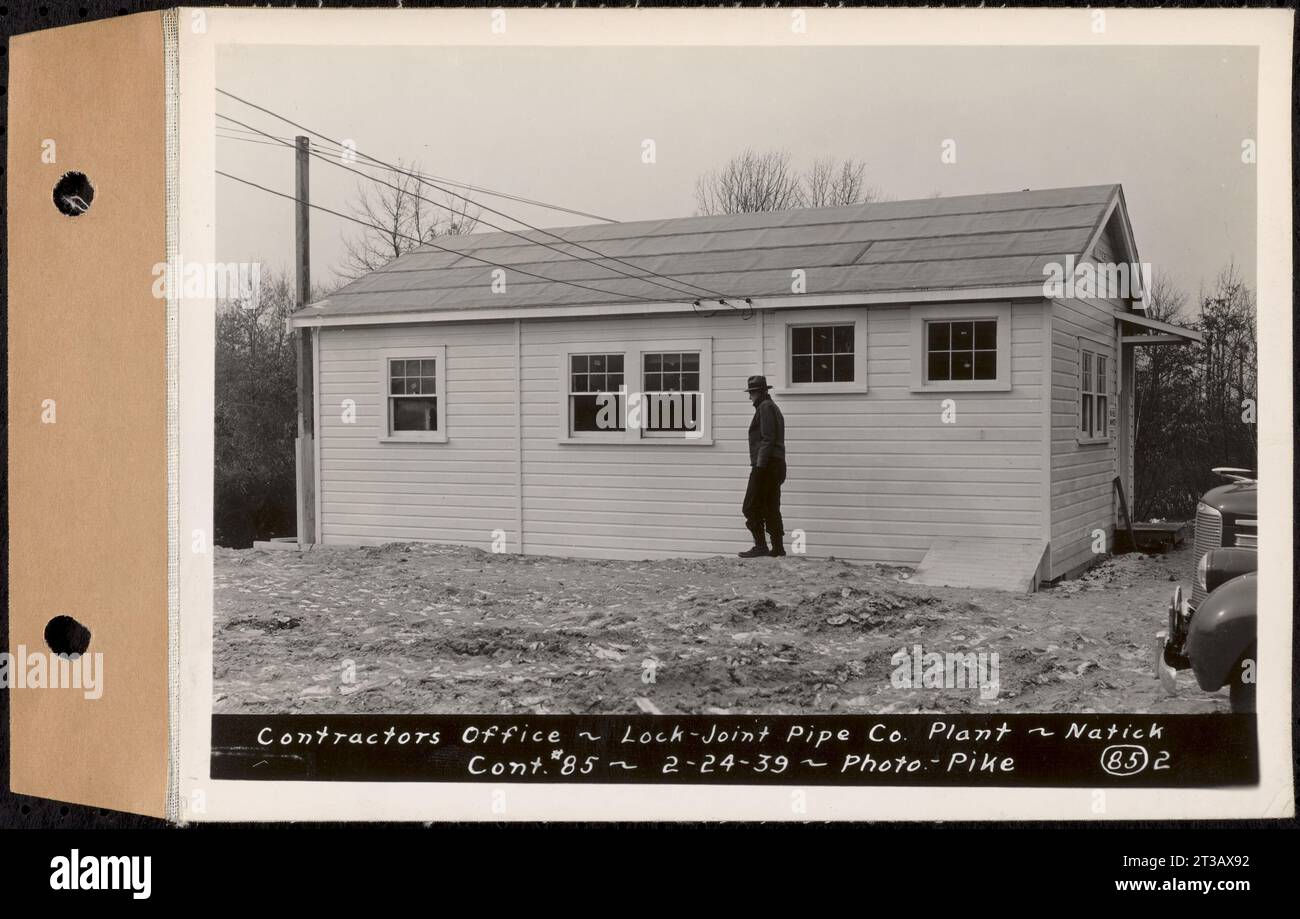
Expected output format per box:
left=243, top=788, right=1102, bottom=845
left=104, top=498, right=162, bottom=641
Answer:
left=404, top=378, right=421, bottom=395
left=643, top=353, right=660, bottom=372
left=571, top=373, right=587, bottom=393
left=420, top=376, right=436, bottom=394
left=661, top=372, right=681, bottom=392
left=792, top=326, right=812, bottom=355
left=973, top=320, right=997, bottom=350
left=1081, top=394, right=1092, bottom=435
left=682, top=371, right=700, bottom=391
left=833, top=325, right=854, bottom=354
left=420, top=359, right=436, bottom=376
left=681, top=353, right=700, bottom=371
left=973, top=351, right=996, bottom=380
left=571, top=355, right=589, bottom=373
left=644, top=372, right=661, bottom=392
left=952, top=322, right=974, bottom=350
left=607, top=354, right=623, bottom=373
left=662, top=353, right=680, bottom=372
left=589, top=354, right=605, bottom=373
left=1096, top=355, right=1107, bottom=394
left=589, top=373, right=606, bottom=392
left=646, top=392, right=703, bottom=432
left=952, top=352, right=974, bottom=380
left=927, top=321, right=950, bottom=352
left=927, top=352, right=950, bottom=381
left=813, top=326, right=834, bottom=354
left=1098, top=396, right=1108, bottom=435
left=392, top=396, right=436, bottom=432
left=390, top=378, right=404, bottom=395
left=1081, top=350, right=1093, bottom=394
left=812, top=355, right=833, bottom=382
left=792, top=355, right=812, bottom=383
left=608, top=373, right=623, bottom=390
left=833, top=354, right=854, bottom=382
left=571, top=394, right=624, bottom=432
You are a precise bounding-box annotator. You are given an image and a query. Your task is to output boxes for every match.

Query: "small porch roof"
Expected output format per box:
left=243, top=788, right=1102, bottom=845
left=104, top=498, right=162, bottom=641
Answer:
left=1114, top=309, right=1202, bottom=344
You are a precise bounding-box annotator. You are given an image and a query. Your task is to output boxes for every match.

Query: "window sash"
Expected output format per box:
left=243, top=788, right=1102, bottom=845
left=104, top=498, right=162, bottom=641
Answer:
left=380, top=348, right=447, bottom=441
left=789, top=323, right=855, bottom=384
left=924, top=319, right=998, bottom=382
left=1079, top=347, right=1109, bottom=440
left=641, top=351, right=703, bottom=433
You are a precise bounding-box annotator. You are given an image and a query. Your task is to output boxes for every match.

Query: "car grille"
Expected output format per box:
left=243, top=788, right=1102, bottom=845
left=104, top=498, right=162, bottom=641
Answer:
left=1191, top=503, right=1222, bottom=606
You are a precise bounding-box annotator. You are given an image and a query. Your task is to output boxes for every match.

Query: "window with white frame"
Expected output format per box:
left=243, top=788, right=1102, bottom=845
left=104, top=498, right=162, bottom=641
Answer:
left=560, top=341, right=712, bottom=443
left=568, top=352, right=625, bottom=434
left=776, top=310, right=867, bottom=393
left=379, top=346, right=447, bottom=442
left=641, top=351, right=702, bottom=434
left=908, top=302, right=1012, bottom=392
left=1079, top=343, right=1109, bottom=441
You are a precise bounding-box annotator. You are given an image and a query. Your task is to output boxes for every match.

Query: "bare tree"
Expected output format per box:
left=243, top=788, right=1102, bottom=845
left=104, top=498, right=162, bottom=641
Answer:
left=694, top=149, right=805, bottom=215
left=695, top=149, right=883, bottom=214
left=342, top=160, right=481, bottom=277
left=802, top=157, right=881, bottom=207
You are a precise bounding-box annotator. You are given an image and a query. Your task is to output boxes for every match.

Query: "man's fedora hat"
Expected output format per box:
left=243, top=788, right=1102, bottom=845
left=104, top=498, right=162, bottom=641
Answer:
left=744, top=375, right=773, bottom=393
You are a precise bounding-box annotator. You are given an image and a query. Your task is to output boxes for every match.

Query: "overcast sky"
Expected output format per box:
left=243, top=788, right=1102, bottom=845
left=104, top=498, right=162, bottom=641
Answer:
left=215, top=43, right=1257, bottom=305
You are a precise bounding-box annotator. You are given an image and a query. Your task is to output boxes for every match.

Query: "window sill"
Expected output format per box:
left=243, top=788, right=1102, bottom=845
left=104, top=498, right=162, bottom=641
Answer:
left=559, top=436, right=714, bottom=446
left=379, top=434, right=448, bottom=444
left=772, top=382, right=868, bottom=395
left=910, top=380, right=1012, bottom=394
left=1076, top=436, right=1111, bottom=446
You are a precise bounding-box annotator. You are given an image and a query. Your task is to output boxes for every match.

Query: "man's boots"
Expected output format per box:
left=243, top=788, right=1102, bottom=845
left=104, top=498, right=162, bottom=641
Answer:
left=738, top=524, right=770, bottom=558
left=769, top=535, right=786, bottom=557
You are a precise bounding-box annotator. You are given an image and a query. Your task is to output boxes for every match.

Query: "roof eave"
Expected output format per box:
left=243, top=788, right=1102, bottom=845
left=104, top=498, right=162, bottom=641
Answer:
left=288, top=284, right=1049, bottom=328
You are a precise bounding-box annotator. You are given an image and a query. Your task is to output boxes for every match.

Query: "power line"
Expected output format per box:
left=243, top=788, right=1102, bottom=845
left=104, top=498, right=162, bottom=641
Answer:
left=214, top=87, right=738, bottom=305
left=304, top=141, right=621, bottom=225
left=217, top=88, right=618, bottom=225
left=218, top=111, right=718, bottom=304
left=216, top=169, right=668, bottom=306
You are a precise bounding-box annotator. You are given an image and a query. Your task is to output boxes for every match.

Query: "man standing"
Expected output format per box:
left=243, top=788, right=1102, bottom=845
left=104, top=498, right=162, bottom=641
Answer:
left=740, top=375, right=787, bottom=558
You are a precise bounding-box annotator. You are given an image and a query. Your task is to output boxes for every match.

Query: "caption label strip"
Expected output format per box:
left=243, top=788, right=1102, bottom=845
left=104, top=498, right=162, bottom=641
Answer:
left=211, top=714, right=1257, bottom=786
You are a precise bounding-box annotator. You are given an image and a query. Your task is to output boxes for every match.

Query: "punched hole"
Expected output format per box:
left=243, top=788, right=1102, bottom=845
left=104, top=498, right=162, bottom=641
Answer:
left=52, top=171, right=94, bottom=217
left=44, top=615, right=92, bottom=655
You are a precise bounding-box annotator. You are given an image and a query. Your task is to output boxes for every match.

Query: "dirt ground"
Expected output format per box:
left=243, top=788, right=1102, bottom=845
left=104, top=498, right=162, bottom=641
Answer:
left=212, top=540, right=1227, bottom=715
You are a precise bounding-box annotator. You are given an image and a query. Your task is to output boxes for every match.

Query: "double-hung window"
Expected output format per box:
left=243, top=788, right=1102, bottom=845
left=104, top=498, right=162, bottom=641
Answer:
left=640, top=351, right=702, bottom=436
left=1079, top=342, right=1109, bottom=442
left=379, top=346, right=447, bottom=443
left=568, top=353, right=626, bottom=435
left=560, top=340, right=712, bottom=443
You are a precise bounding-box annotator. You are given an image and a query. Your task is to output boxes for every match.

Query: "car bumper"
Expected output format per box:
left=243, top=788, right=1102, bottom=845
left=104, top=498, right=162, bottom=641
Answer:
left=1154, top=586, right=1192, bottom=694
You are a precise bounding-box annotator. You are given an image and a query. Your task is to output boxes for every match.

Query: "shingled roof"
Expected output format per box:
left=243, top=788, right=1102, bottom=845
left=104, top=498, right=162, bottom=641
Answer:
left=296, top=183, right=1124, bottom=322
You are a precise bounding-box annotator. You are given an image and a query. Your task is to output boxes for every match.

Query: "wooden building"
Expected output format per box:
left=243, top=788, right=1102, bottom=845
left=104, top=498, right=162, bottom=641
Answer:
left=289, top=184, right=1199, bottom=589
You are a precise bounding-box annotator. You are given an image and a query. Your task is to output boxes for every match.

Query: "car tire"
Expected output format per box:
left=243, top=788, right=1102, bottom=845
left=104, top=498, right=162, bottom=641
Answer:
left=1228, top=645, right=1257, bottom=714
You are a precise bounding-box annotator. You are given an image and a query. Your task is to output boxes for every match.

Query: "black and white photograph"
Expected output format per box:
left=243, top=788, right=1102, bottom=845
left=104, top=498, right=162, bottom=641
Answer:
left=208, top=32, right=1264, bottom=729
left=7, top=4, right=1300, bottom=901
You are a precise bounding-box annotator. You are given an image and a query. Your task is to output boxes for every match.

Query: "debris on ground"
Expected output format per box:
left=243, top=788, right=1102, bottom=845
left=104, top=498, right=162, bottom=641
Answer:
left=213, top=541, right=1223, bottom=715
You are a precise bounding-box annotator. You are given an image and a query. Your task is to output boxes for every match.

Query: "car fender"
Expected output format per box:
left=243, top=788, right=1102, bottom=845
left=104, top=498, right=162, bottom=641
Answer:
left=1185, top=572, right=1257, bottom=692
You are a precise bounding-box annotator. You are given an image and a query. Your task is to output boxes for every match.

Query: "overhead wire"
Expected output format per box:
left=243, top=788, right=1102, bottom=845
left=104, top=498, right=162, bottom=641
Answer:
left=214, top=87, right=742, bottom=308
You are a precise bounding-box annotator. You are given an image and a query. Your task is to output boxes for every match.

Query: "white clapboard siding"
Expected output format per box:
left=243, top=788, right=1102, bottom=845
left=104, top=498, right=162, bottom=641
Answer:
left=315, top=300, right=1050, bottom=564
left=1049, top=268, right=1122, bottom=578
left=317, top=322, right=520, bottom=550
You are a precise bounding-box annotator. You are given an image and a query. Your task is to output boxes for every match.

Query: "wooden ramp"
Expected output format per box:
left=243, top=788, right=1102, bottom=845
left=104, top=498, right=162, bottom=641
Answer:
left=908, top=538, right=1047, bottom=593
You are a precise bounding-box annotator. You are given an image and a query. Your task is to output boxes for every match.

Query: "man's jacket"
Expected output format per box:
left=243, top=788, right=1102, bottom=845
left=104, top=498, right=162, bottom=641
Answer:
left=747, top=397, right=786, bottom=468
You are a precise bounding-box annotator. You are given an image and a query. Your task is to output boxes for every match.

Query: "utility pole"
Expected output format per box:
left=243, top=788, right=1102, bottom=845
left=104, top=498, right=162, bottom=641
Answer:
left=295, top=135, right=316, bottom=546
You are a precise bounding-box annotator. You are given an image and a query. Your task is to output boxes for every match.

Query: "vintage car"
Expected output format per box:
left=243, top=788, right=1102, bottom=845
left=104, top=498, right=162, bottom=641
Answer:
left=1155, top=468, right=1257, bottom=712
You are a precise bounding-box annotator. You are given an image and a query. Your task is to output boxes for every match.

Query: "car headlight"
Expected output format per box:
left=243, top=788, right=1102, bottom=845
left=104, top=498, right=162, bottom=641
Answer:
left=1195, top=553, right=1208, bottom=592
